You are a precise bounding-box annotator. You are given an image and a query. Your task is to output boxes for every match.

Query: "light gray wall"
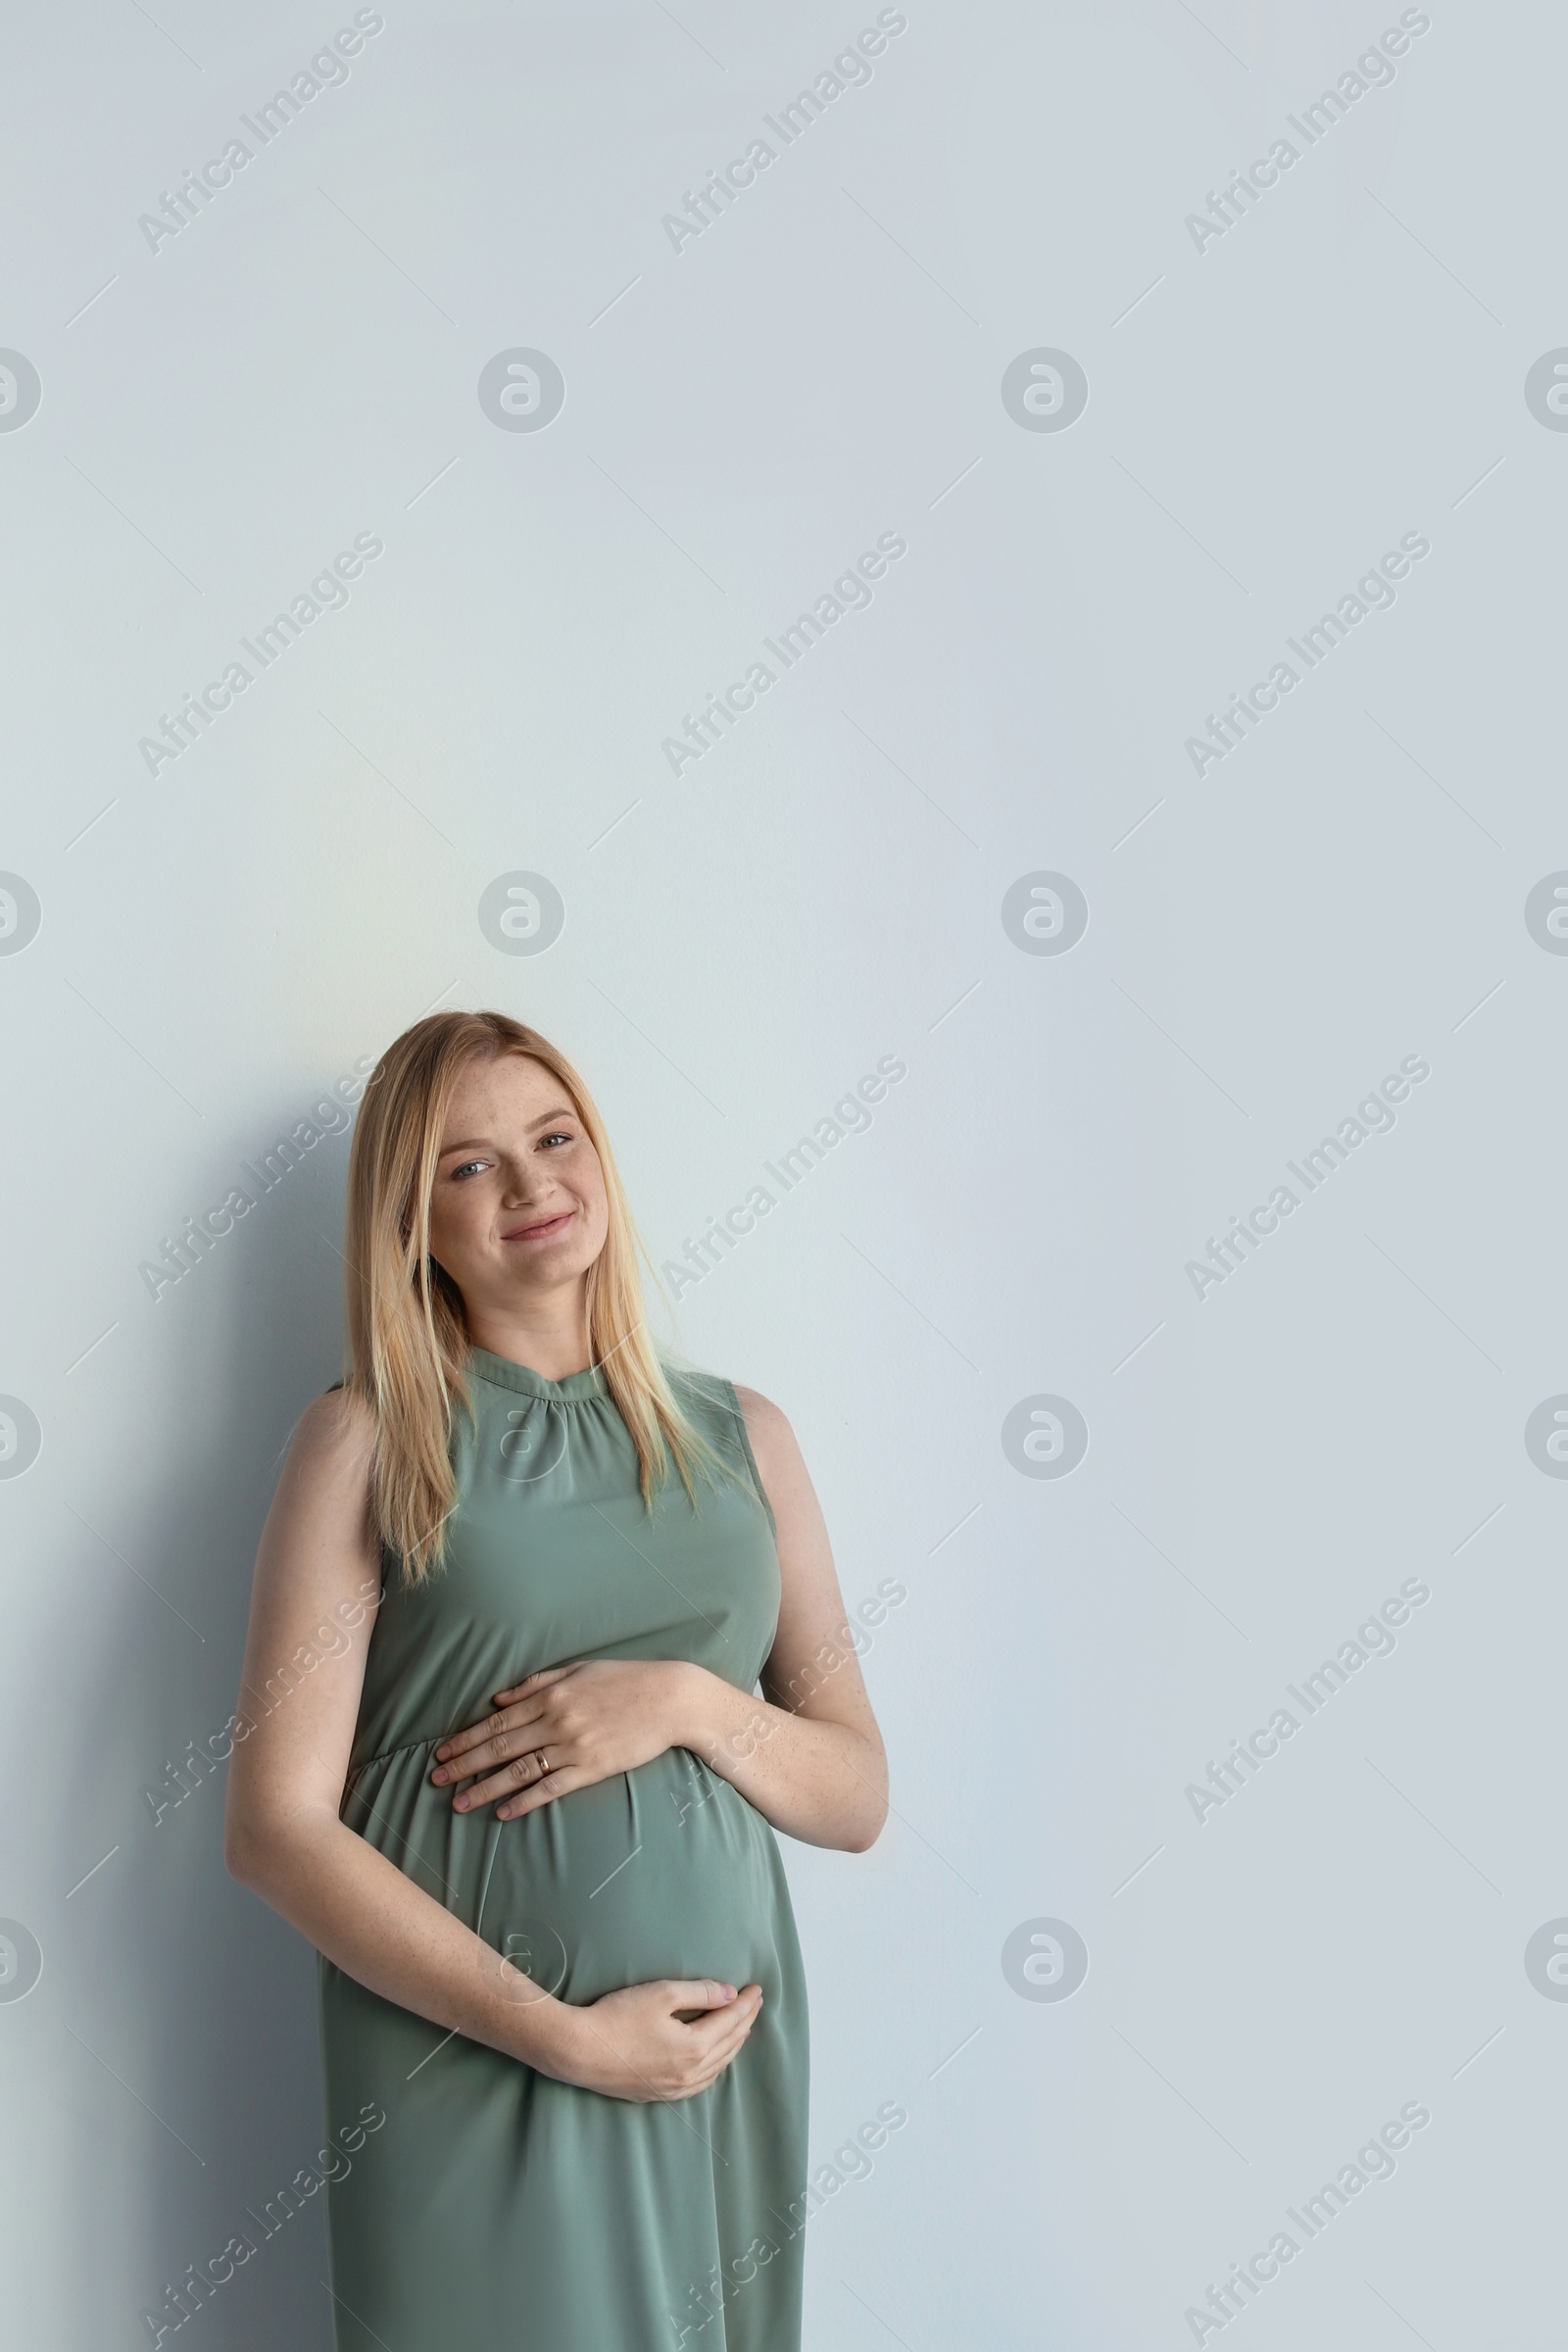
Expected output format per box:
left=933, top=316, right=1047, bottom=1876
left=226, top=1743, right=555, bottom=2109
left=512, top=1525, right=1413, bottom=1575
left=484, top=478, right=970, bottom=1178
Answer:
left=2, top=1, right=1562, bottom=2345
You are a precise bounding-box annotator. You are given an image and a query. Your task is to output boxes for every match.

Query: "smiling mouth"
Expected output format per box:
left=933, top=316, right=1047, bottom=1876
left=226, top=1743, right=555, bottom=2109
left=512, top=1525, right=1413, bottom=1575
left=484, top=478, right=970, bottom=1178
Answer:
left=502, top=1209, right=574, bottom=1244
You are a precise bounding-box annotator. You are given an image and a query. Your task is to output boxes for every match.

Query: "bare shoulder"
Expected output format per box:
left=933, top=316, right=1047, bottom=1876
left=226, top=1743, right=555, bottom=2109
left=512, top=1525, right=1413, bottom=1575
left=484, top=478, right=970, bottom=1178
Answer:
left=294, top=1383, right=376, bottom=1456
left=277, top=1385, right=378, bottom=1518
left=252, top=1385, right=382, bottom=1609
left=731, top=1383, right=796, bottom=1460
left=731, top=1383, right=791, bottom=1440
left=730, top=1385, right=812, bottom=1502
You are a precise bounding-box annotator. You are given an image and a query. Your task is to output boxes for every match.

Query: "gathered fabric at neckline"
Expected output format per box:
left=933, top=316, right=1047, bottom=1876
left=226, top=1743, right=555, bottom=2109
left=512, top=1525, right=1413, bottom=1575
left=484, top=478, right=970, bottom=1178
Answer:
left=464, top=1344, right=609, bottom=1403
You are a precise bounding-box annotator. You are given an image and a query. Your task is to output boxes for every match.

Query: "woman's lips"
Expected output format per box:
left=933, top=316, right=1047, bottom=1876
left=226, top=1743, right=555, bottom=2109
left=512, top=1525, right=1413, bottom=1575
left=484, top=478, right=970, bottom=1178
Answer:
left=501, top=1209, right=573, bottom=1244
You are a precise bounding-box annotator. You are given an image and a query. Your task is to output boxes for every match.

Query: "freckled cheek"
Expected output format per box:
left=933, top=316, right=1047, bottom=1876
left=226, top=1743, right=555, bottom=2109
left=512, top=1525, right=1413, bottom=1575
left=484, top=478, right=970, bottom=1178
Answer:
left=431, top=1200, right=491, bottom=1264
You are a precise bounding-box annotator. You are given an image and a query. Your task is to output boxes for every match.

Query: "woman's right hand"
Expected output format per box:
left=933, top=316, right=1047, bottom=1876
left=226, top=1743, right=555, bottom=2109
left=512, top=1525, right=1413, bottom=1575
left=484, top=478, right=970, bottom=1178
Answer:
left=536, top=1978, right=764, bottom=2102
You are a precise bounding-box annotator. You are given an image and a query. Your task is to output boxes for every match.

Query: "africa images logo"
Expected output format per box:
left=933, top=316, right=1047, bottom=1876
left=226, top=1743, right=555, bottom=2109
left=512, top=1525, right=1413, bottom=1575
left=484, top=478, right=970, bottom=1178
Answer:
left=1181, top=11, right=1434, bottom=257
left=477, top=351, right=565, bottom=432
left=0, top=350, right=42, bottom=432
left=1185, top=534, right=1431, bottom=778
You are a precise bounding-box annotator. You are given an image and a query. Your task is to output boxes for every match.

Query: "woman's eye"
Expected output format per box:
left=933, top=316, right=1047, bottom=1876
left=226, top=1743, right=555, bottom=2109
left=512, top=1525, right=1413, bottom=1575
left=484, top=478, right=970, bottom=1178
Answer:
left=539, top=1131, right=573, bottom=1150
left=452, top=1159, right=487, bottom=1180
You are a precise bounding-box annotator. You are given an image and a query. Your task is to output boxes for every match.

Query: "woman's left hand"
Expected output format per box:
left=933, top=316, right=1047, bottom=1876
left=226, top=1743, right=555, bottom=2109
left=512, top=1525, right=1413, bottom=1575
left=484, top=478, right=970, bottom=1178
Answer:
left=430, top=1660, right=696, bottom=1820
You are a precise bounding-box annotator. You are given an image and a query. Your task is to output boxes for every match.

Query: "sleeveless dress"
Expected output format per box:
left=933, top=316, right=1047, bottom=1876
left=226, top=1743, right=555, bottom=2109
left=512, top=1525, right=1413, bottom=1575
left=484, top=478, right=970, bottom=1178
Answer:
left=318, top=1348, right=808, bottom=2351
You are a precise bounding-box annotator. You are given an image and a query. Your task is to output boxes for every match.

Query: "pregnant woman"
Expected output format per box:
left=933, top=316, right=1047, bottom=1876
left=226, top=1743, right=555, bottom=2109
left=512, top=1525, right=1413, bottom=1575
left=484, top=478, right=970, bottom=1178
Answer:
left=225, top=1008, right=888, bottom=2352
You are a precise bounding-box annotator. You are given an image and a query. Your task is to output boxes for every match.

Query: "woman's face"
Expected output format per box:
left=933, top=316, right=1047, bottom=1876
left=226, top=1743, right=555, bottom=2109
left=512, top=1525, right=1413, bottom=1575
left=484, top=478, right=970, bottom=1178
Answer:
left=425, top=1053, right=610, bottom=1315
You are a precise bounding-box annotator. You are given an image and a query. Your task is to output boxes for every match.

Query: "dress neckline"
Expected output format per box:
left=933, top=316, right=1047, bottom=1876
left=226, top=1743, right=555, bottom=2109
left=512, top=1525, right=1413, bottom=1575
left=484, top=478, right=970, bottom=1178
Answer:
left=466, top=1344, right=608, bottom=1402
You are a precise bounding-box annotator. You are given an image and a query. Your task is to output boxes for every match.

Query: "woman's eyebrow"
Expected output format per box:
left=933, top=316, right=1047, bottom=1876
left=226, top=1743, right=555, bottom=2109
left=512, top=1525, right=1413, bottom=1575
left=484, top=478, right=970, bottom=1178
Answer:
left=436, top=1109, right=577, bottom=1156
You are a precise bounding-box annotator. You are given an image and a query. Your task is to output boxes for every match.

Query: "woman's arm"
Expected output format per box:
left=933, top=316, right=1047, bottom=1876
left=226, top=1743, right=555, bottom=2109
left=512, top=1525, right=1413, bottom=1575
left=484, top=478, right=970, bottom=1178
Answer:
left=224, top=1390, right=761, bottom=2101
left=679, top=1386, right=889, bottom=1852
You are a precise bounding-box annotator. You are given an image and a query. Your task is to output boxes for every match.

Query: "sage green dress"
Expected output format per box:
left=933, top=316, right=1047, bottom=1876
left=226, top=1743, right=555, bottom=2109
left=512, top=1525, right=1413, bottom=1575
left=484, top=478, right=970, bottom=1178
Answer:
left=318, top=1349, right=808, bottom=2351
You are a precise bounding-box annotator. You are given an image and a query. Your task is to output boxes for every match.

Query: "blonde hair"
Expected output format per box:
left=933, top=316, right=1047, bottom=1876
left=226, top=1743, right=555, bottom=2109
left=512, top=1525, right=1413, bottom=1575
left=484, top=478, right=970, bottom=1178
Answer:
left=342, top=1009, right=722, bottom=1585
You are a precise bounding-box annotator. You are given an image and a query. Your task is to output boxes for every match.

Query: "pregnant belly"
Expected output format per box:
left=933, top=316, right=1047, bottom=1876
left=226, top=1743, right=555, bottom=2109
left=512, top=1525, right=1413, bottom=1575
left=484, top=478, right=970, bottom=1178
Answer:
left=345, top=1740, right=793, bottom=2007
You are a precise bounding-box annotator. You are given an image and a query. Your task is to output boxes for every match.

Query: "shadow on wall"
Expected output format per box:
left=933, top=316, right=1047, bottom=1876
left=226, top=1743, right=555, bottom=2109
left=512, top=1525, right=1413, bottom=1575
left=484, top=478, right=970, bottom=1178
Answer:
left=63, top=1119, right=359, bottom=2350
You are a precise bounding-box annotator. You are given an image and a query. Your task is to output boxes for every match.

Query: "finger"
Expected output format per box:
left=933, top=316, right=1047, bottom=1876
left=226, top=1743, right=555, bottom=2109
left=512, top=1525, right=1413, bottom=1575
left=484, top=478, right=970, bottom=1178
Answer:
left=433, top=1699, right=546, bottom=1768
left=492, top=1664, right=577, bottom=1706
left=700, top=2001, right=761, bottom=2064
left=703, top=2027, right=758, bottom=2083
left=710, top=1990, right=764, bottom=2049
left=432, top=1714, right=504, bottom=1765
left=453, top=1750, right=558, bottom=1813
left=437, top=1735, right=540, bottom=1790
left=693, top=2010, right=762, bottom=2084
left=664, top=1979, right=739, bottom=2014
left=433, top=1709, right=549, bottom=1779
left=493, top=1766, right=580, bottom=1822
left=683, top=1985, right=762, bottom=2042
